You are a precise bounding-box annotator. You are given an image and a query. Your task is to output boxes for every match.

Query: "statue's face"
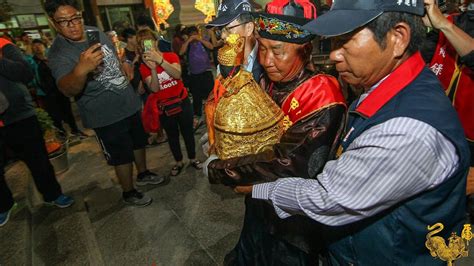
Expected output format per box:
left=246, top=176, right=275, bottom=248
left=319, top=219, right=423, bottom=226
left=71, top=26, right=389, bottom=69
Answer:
left=258, top=38, right=306, bottom=82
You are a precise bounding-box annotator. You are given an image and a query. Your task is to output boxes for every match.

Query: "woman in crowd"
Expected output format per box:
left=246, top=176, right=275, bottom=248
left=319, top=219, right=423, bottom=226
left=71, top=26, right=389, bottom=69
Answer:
left=137, top=29, right=202, bottom=176
left=171, top=24, right=190, bottom=89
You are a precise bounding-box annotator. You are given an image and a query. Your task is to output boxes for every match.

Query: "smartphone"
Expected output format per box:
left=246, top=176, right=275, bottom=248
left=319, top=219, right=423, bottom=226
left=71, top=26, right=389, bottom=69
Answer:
left=437, top=0, right=447, bottom=12
left=86, top=30, right=100, bottom=52
left=86, top=29, right=100, bottom=48
left=143, top=39, right=153, bottom=52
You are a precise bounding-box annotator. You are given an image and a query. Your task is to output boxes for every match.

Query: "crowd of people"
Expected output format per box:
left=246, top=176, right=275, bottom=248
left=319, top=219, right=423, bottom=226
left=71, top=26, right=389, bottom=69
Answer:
left=0, top=0, right=473, bottom=264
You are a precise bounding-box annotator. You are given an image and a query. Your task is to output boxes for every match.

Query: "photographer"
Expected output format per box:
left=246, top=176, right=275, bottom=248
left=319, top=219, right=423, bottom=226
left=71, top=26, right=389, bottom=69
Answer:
left=137, top=29, right=202, bottom=176
left=45, top=0, right=164, bottom=207
left=179, top=26, right=214, bottom=129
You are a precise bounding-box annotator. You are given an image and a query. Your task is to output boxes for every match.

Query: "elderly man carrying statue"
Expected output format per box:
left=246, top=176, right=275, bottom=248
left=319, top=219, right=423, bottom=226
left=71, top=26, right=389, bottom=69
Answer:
left=204, top=0, right=347, bottom=264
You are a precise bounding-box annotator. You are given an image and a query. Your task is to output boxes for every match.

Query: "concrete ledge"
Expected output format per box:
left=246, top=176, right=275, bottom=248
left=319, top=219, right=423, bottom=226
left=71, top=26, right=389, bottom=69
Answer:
left=31, top=205, right=104, bottom=266
left=0, top=204, right=32, bottom=266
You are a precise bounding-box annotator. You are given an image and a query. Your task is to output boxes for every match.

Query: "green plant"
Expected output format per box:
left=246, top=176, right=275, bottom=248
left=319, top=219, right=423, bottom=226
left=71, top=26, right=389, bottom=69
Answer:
left=36, top=108, right=67, bottom=156
left=36, top=108, right=54, bottom=132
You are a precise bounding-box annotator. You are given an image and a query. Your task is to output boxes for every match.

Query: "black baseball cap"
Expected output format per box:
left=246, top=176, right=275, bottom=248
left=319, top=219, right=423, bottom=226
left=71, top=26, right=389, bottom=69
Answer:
left=207, top=0, right=253, bottom=27
left=303, top=0, right=425, bottom=37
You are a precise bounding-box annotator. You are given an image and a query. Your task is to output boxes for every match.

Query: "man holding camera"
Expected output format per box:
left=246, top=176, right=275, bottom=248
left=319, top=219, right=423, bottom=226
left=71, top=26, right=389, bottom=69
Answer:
left=45, top=0, right=164, bottom=206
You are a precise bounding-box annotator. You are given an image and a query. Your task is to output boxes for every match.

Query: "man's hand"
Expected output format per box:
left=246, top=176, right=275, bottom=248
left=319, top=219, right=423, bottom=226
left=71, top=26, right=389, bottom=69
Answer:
left=143, top=50, right=164, bottom=65
left=188, top=35, right=198, bottom=42
left=77, top=44, right=104, bottom=74
left=137, top=81, right=146, bottom=95
left=423, top=0, right=449, bottom=30
left=207, top=159, right=241, bottom=185
left=234, top=185, right=253, bottom=195
left=122, top=62, right=134, bottom=80
left=142, top=54, right=157, bottom=69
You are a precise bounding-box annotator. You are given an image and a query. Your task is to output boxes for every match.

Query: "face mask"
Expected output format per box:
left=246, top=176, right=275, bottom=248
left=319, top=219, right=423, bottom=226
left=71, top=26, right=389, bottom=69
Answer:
left=218, top=33, right=245, bottom=67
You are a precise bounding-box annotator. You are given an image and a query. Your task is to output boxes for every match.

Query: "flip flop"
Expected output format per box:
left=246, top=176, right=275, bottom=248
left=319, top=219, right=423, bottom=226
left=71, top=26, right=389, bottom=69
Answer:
left=190, top=160, right=203, bottom=170
left=170, top=164, right=183, bottom=176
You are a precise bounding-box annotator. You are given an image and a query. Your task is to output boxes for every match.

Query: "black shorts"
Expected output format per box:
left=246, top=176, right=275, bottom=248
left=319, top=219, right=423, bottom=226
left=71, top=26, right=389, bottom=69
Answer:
left=94, top=112, right=147, bottom=166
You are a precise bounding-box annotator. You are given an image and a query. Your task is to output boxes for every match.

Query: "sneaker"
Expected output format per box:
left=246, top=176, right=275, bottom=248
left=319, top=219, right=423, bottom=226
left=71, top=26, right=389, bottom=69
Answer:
left=136, top=170, right=165, bottom=186
left=123, top=190, right=152, bottom=207
left=45, top=194, right=75, bottom=208
left=0, top=203, right=17, bottom=227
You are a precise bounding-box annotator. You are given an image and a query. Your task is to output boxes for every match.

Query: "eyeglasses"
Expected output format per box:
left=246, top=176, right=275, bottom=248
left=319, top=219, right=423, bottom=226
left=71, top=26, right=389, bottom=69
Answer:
left=54, top=16, right=83, bottom=28
left=221, top=22, right=249, bottom=34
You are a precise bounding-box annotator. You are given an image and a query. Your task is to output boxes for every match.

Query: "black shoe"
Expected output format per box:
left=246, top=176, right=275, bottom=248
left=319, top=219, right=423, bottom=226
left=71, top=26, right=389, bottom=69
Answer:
left=136, top=170, right=165, bottom=186
left=123, top=190, right=152, bottom=207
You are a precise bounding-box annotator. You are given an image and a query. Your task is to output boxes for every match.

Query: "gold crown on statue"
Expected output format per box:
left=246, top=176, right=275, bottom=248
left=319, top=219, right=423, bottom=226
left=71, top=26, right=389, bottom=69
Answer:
left=218, top=34, right=245, bottom=66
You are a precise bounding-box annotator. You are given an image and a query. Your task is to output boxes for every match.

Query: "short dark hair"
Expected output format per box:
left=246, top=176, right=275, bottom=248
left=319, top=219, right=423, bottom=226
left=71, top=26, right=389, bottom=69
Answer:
left=136, top=15, right=155, bottom=29
left=174, top=24, right=183, bottom=36
left=235, top=13, right=253, bottom=24
left=366, top=12, right=425, bottom=56
left=121, top=28, right=136, bottom=40
left=32, top=39, right=45, bottom=45
left=186, top=26, right=198, bottom=35
left=44, top=0, right=80, bottom=17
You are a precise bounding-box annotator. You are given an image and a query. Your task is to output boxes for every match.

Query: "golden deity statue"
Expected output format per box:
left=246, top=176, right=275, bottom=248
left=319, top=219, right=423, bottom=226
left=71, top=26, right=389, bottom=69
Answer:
left=205, top=34, right=285, bottom=160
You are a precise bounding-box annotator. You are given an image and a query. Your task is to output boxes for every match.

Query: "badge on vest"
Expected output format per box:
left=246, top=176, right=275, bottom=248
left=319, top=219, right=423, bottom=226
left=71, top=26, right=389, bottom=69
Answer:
left=343, top=127, right=355, bottom=143
left=425, top=223, right=473, bottom=265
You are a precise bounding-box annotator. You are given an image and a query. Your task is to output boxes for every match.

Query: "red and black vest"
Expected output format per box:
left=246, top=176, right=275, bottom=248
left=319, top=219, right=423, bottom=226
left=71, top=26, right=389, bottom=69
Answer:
left=328, top=53, right=469, bottom=265
left=429, top=14, right=474, bottom=143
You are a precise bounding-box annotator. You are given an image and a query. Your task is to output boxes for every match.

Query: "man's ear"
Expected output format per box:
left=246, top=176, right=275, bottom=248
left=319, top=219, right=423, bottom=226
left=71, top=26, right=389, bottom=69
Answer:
left=244, top=22, right=254, bottom=38
left=48, top=18, right=58, bottom=32
left=390, top=22, right=411, bottom=58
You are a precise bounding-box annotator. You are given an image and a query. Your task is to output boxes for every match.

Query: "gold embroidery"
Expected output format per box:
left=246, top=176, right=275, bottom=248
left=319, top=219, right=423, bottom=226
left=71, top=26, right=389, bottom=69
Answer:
left=425, top=223, right=472, bottom=266
left=290, top=97, right=299, bottom=111
left=282, top=115, right=293, bottom=131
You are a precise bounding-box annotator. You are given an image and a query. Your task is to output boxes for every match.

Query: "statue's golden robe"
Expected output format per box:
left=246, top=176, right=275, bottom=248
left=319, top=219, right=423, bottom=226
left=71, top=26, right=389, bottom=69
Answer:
left=205, top=35, right=285, bottom=160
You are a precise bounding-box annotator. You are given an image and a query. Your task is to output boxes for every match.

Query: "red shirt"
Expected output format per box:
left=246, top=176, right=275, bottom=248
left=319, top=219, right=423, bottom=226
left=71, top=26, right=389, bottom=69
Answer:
left=139, top=52, right=186, bottom=100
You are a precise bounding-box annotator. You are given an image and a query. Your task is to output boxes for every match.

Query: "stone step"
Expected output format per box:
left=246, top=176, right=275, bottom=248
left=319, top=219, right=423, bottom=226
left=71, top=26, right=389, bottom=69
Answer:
left=0, top=202, right=32, bottom=265
left=30, top=194, right=105, bottom=265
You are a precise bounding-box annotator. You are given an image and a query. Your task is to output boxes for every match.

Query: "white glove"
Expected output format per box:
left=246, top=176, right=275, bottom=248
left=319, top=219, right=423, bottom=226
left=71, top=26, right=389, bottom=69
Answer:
left=199, top=133, right=210, bottom=157
left=203, top=154, right=218, bottom=177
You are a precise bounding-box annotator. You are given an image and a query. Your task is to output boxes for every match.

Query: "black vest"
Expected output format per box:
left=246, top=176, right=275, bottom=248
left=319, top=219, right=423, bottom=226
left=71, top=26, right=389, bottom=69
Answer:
left=326, top=68, right=470, bottom=265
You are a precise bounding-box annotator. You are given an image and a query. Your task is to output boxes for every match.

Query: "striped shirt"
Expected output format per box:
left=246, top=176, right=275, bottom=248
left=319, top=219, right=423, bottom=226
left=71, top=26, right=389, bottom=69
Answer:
left=252, top=116, right=459, bottom=226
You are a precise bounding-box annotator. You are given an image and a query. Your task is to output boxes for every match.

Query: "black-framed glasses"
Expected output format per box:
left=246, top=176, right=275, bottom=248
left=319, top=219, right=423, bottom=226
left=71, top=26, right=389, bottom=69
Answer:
left=221, top=22, right=249, bottom=34
left=54, top=16, right=83, bottom=28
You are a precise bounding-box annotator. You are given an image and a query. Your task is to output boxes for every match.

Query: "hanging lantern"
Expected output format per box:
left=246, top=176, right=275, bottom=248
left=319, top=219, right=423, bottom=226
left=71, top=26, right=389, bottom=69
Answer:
left=144, top=0, right=175, bottom=27
left=195, top=0, right=216, bottom=23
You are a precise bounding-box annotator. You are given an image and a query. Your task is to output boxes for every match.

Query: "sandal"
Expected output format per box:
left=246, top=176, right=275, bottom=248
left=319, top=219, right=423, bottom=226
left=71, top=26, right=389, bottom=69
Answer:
left=170, top=164, right=183, bottom=176
left=190, top=160, right=203, bottom=170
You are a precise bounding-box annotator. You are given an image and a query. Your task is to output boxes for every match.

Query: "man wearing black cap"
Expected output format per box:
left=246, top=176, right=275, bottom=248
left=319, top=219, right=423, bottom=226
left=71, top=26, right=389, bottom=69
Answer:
left=206, top=0, right=347, bottom=264
left=207, top=0, right=262, bottom=81
left=236, top=0, right=470, bottom=264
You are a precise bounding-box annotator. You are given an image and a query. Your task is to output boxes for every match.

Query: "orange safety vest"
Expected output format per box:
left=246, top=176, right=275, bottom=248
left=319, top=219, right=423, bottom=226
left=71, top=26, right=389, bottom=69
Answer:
left=0, top=37, right=13, bottom=127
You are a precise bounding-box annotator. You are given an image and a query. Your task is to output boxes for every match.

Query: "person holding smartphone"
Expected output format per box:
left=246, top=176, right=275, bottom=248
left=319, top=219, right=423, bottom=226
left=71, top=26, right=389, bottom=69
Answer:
left=179, top=26, right=214, bottom=130
left=137, top=29, right=202, bottom=176
left=44, top=0, right=165, bottom=207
